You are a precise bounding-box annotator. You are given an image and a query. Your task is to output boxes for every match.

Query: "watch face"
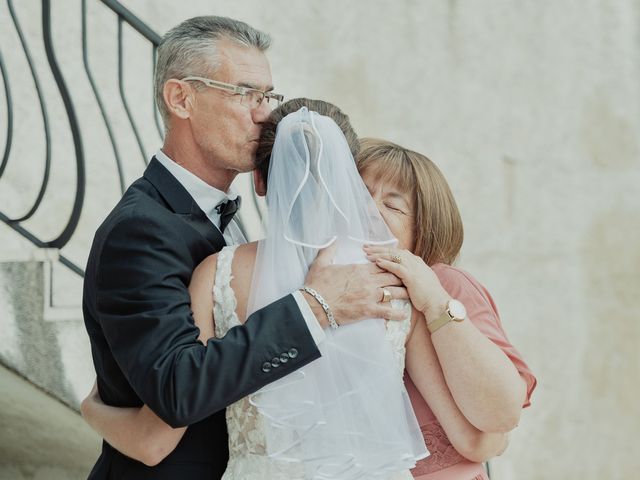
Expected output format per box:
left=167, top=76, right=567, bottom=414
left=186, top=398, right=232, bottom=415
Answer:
left=448, top=299, right=467, bottom=321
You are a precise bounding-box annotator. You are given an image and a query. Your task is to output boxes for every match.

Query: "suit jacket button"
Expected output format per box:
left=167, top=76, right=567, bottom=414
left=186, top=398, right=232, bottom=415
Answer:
left=279, top=353, right=290, bottom=363
left=288, top=348, right=298, bottom=359
left=271, top=357, right=281, bottom=368
left=262, top=361, right=272, bottom=373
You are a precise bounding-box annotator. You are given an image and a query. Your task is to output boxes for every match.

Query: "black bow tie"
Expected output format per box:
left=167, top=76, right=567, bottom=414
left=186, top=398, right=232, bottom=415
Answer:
left=215, top=197, right=241, bottom=233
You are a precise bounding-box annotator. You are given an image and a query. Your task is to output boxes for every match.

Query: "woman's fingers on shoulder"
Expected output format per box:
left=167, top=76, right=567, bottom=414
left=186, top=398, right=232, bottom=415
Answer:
left=362, top=244, right=386, bottom=254
left=374, top=258, right=405, bottom=274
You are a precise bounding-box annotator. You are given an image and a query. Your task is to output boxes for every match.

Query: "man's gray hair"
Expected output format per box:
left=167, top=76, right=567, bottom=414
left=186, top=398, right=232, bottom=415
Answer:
left=155, top=16, right=271, bottom=129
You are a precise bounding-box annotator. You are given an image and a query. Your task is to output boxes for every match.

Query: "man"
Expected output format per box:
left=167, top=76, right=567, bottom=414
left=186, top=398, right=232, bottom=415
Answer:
left=83, top=16, right=406, bottom=479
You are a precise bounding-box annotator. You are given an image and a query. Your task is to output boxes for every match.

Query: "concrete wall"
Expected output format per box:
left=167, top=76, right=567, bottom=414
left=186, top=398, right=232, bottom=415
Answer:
left=1, top=1, right=638, bottom=478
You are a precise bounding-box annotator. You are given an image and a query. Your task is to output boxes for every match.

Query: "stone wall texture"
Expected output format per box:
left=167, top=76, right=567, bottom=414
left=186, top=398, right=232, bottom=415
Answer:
left=1, top=1, right=638, bottom=478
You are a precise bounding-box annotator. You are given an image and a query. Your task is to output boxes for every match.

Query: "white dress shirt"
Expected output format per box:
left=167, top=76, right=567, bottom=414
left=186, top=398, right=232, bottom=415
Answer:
left=154, top=150, right=325, bottom=344
left=155, top=149, right=246, bottom=245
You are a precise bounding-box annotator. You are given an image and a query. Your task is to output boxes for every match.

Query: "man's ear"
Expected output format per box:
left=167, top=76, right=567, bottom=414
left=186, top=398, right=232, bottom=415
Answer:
left=163, top=80, right=193, bottom=120
left=253, top=169, right=266, bottom=197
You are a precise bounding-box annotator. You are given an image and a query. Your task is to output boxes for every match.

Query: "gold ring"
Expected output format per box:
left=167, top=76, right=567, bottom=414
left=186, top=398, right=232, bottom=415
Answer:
left=391, top=253, right=402, bottom=264
left=381, top=288, right=392, bottom=303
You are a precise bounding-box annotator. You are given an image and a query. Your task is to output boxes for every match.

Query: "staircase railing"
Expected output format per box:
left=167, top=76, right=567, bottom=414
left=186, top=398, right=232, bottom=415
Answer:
left=0, top=0, right=163, bottom=278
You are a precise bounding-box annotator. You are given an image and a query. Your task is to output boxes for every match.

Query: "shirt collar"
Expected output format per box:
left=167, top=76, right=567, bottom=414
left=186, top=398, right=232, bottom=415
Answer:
left=155, top=149, right=238, bottom=219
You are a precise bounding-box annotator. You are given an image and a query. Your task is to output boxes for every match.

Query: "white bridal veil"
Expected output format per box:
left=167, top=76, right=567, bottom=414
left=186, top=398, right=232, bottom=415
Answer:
left=247, top=107, right=428, bottom=479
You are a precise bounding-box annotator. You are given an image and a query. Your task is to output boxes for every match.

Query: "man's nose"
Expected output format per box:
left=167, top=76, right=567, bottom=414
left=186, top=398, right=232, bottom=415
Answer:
left=252, top=98, right=273, bottom=123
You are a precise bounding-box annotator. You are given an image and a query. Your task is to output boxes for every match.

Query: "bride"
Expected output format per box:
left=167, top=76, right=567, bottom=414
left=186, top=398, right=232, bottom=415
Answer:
left=81, top=98, right=526, bottom=479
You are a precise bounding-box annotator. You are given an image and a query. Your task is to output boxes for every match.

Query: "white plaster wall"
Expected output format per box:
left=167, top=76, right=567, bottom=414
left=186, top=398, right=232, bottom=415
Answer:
left=1, top=1, right=638, bottom=478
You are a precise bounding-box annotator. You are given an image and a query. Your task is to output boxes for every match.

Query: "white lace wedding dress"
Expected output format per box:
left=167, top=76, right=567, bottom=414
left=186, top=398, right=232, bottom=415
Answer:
left=213, top=245, right=415, bottom=480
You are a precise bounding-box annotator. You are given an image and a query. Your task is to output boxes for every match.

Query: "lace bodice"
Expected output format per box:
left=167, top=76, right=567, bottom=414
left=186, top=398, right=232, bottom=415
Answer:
left=213, top=245, right=413, bottom=480
left=412, top=421, right=467, bottom=475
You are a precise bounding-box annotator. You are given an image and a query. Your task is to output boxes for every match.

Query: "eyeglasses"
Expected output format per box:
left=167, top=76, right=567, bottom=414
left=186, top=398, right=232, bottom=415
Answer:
left=181, top=76, right=284, bottom=109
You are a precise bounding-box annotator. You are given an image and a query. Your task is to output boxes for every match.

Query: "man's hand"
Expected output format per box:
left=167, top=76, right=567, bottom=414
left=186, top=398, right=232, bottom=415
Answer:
left=302, top=245, right=409, bottom=328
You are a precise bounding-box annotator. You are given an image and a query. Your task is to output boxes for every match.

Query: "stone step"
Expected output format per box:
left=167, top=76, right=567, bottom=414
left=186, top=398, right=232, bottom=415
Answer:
left=0, top=260, right=93, bottom=410
left=0, top=363, right=100, bottom=479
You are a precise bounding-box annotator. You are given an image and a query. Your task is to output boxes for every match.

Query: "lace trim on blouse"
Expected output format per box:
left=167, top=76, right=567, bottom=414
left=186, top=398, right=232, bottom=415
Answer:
left=411, top=421, right=466, bottom=475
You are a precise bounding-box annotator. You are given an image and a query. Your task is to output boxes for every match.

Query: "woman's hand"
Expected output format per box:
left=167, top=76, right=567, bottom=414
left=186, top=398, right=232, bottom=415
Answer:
left=79, top=378, right=186, bottom=466
left=80, top=379, right=102, bottom=416
left=364, top=245, right=450, bottom=322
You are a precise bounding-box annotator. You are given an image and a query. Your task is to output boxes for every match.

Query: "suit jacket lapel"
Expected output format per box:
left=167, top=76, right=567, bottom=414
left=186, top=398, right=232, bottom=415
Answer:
left=143, top=157, right=226, bottom=250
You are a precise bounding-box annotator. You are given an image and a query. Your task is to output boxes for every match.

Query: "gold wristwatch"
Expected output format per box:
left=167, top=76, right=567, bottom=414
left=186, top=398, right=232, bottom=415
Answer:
left=427, top=299, right=467, bottom=334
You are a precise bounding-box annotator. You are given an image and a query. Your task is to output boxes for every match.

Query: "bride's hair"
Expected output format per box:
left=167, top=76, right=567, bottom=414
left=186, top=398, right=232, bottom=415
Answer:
left=356, top=138, right=464, bottom=266
left=255, top=98, right=359, bottom=183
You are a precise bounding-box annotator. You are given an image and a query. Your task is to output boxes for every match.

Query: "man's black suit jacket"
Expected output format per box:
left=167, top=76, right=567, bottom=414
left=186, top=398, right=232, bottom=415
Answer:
left=83, top=158, right=321, bottom=479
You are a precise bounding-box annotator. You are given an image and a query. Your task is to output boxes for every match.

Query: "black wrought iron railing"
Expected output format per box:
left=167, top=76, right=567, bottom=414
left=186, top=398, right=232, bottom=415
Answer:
left=0, top=0, right=163, bottom=277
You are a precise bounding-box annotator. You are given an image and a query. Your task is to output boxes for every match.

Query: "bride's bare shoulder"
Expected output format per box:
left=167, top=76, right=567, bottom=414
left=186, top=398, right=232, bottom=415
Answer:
left=192, top=242, right=257, bottom=278
left=234, top=242, right=258, bottom=271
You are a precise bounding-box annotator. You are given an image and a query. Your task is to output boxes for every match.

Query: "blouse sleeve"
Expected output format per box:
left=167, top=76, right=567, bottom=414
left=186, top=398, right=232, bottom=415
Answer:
left=432, top=263, right=537, bottom=407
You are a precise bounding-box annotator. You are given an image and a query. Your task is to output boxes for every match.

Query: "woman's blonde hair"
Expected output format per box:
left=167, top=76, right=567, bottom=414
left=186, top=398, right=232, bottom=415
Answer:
left=356, top=138, right=464, bottom=266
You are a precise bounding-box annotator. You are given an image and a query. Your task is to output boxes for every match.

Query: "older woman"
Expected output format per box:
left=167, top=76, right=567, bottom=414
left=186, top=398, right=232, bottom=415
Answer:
left=359, top=139, right=536, bottom=479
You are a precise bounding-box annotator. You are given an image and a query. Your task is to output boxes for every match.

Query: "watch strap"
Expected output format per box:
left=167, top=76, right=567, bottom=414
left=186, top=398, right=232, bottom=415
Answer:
left=427, top=310, right=452, bottom=334
left=427, top=299, right=466, bottom=334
